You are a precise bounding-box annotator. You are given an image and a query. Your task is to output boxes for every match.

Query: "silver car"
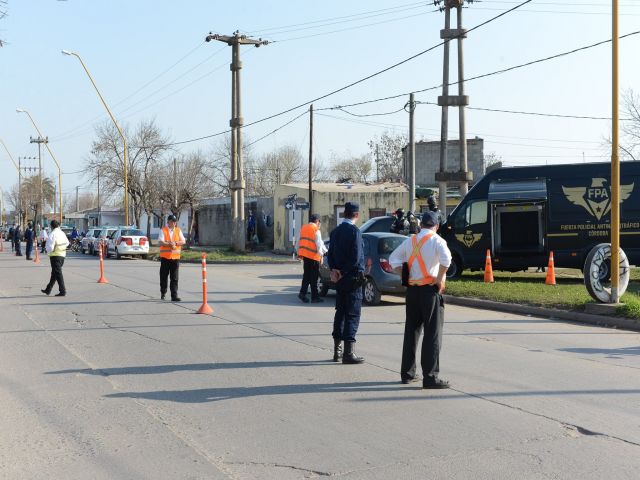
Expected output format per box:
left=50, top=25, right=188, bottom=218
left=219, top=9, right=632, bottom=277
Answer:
left=92, top=227, right=117, bottom=256
left=81, top=227, right=103, bottom=255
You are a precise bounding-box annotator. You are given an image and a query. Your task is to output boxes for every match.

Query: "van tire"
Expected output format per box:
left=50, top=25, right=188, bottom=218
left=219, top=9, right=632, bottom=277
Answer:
left=447, top=254, right=463, bottom=279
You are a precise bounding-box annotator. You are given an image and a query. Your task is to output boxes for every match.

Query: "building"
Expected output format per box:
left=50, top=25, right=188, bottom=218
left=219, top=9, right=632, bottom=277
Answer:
left=403, top=138, right=485, bottom=189
left=62, top=207, right=125, bottom=232
left=273, top=182, right=408, bottom=253
left=138, top=208, right=190, bottom=242
left=197, top=196, right=274, bottom=247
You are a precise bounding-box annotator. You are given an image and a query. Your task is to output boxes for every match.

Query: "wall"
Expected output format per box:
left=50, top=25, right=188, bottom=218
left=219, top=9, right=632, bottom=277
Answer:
left=273, top=184, right=408, bottom=253
left=197, top=197, right=274, bottom=247
left=138, top=209, right=190, bottom=241
left=403, top=138, right=485, bottom=187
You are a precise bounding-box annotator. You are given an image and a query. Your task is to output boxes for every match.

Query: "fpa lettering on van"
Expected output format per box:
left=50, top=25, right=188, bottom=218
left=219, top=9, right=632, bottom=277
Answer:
left=440, top=162, right=640, bottom=277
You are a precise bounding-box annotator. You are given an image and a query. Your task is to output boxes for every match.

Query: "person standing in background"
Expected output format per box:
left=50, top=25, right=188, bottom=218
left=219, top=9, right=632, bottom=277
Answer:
left=24, top=222, right=34, bottom=260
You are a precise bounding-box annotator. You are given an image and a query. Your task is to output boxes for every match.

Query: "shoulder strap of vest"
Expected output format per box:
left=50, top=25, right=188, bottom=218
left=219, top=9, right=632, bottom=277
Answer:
left=408, top=232, right=434, bottom=278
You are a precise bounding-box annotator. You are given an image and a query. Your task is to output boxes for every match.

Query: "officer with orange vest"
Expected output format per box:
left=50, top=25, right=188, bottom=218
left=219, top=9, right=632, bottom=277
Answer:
left=389, top=211, right=452, bottom=389
left=297, top=213, right=328, bottom=303
left=158, top=214, right=186, bottom=301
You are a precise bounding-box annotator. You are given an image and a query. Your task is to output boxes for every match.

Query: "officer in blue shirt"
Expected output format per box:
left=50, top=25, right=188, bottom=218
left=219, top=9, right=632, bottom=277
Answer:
left=328, top=201, right=365, bottom=364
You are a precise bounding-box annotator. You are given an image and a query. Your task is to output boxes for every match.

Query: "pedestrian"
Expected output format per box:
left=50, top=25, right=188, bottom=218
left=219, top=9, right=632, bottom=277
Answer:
left=13, top=224, right=22, bottom=257
left=427, top=195, right=445, bottom=226
left=328, top=201, right=366, bottom=364
left=41, top=219, right=69, bottom=297
left=25, top=222, right=34, bottom=260
left=297, top=213, right=328, bottom=304
left=158, top=214, right=185, bottom=302
left=39, top=227, right=49, bottom=253
left=8, top=225, right=14, bottom=252
left=191, top=222, right=199, bottom=246
left=389, top=211, right=452, bottom=389
left=247, top=212, right=256, bottom=243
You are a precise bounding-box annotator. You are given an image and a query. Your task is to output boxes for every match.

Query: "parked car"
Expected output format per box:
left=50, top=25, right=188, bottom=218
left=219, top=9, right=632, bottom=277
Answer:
left=81, top=228, right=103, bottom=255
left=92, top=227, right=117, bottom=256
left=106, top=227, right=149, bottom=259
left=319, top=232, right=406, bottom=306
left=359, top=215, right=395, bottom=234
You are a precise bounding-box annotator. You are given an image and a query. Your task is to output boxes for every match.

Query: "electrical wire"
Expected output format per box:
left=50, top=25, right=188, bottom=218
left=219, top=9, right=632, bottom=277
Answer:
left=245, top=110, right=309, bottom=148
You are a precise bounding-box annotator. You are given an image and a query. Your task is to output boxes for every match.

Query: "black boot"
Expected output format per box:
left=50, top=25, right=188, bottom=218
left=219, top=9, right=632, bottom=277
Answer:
left=332, top=338, right=343, bottom=362
left=342, top=341, right=364, bottom=364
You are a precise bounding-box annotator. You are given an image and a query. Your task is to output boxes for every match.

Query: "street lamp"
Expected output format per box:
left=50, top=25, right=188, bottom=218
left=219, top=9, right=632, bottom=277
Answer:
left=0, top=138, right=21, bottom=226
left=16, top=108, right=63, bottom=224
left=62, top=49, right=129, bottom=225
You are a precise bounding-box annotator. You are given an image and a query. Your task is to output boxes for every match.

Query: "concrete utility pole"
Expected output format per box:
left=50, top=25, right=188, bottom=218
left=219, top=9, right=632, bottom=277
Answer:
left=75, top=185, right=80, bottom=213
left=435, top=0, right=473, bottom=216
left=408, top=93, right=416, bottom=213
left=205, top=31, right=269, bottom=252
left=173, top=157, right=178, bottom=211
left=29, top=136, right=47, bottom=228
left=308, top=104, right=313, bottom=218
left=97, top=169, right=101, bottom=226
left=18, top=156, right=37, bottom=226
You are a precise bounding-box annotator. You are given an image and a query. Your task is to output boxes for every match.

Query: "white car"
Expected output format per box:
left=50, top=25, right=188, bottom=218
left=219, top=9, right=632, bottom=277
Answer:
left=93, top=227, right=117, bottom=256
left=81, top=227, right=103, bottom=255
left=106, top=227, right=149, bottom=259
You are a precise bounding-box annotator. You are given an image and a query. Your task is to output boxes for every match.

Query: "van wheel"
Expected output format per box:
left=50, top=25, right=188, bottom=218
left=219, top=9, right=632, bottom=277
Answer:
left=362, top=277, right=381, bottom=306
left=447, top=255, right=463, bottom=279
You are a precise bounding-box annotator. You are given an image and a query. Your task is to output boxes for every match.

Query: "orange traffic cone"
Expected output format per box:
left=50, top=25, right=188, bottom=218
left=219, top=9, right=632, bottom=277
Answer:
left=484, top=249, right=494, bottom=283
left=196, top=252, right=214, bottom=314
left=97, top=241, right=109, bottom=284
left=34, top=240, right=41, bottom=264
left=545, top=251, right=556, bottom=285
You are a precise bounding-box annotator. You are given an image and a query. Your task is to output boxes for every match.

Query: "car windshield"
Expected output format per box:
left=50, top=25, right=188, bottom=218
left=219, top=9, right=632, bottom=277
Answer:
left=378, top=236, right=405, bottom=254
left=121, top=229, right=144, bottom=236
left=361, top=216, right=394, bottom=233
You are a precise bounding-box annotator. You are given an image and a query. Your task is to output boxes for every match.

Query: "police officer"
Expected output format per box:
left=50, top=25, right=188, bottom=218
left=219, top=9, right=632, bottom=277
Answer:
left=158, top=214, right=186, bottom=301
left=389, top=211, right=452, bottom=389
left=427, top=195, right=445, bottom=226
left=13, top=224, right=22, bottom=257
left=297, top=213, right=328, bottom=303
left=25, top=222, right=34, bottom=260
left=41, top=219, right=69, bottom=297
left=328, top=202, right=365, bottom=364
left=390, top=208, right=409, bottom=235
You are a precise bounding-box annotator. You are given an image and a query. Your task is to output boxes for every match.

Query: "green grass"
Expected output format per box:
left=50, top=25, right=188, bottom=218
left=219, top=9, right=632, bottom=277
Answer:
left=147, top=247, right=291, bottom=264
left=446, top=268, right=640, bottom=319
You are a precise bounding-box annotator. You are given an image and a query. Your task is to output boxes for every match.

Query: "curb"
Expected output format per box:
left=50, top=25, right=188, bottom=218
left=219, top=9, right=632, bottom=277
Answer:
left=147, top=256, right=297, bottom=265
left=442, top=295, right=640, bottom=333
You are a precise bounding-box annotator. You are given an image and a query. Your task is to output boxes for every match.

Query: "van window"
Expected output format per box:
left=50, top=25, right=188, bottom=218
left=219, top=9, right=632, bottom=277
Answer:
left=453, top=200, right=488, bottom=229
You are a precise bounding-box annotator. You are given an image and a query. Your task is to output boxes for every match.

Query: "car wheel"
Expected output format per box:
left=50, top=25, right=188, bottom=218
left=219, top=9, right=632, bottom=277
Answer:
left=447, top=254, right=463, bottom=279
left=319, top=283, right=329, bottom=297
left=362, top=277, right=381, bottom=306
left=80, top=246, right=85, bottom=254
left=141, top=254, right=148, bottom=260
left=89, top=245, right=94, bottom=256
left=115, top=248, right=121, bottom=260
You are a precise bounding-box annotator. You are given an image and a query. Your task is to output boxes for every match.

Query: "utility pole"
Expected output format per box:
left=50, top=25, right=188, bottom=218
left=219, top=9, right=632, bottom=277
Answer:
left=29, top=136, right=47, bottom=229
left=408, top=93, right=416, bottom=213
left=17, top=156, right=37, bottom=226
left=308, top=104, right=313, bottom=218
left=206, top=31, right=268, bottom=252
left=173, top=157, right=178, bottom=212
left=376, top=145, right=380, bottom=182
left=75, top=185, right=80, bottom=213
left=434, top=0, right=473, bottom=216
left=610, top=0, right=621, bottom=303
left=97, top=169, right=101, bottom=226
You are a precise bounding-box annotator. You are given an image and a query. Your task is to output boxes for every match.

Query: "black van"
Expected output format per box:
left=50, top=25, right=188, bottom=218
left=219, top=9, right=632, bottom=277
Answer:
left=440, top=161, right=640, bottom=277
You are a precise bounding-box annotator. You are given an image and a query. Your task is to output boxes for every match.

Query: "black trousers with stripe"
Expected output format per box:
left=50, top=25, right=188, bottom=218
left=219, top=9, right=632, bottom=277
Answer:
left=401, top=284, right=444, bottom=382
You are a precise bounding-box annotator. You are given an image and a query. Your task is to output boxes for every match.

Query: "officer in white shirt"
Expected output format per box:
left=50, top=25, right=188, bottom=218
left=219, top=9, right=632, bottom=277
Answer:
left=389, top=211, right=452, bottom=389
left=41, top=219, right=70, bottom=297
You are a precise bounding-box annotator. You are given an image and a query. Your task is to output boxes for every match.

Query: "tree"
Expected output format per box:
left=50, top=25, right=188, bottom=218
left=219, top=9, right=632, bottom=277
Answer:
left=0, top=1, right=7, bottom=48
left=246, top=145, right=306, bottom=196
left=7, top=174, right=56, bottom=226
left=330, top=153, right=373, bottom=183
left=84, top=119, right=172, bottom=226
left=484, top=152, right=503, bottom=172
left=621, top=89, right=640, bottom=161
left=368, top=130, right=408, bottom=181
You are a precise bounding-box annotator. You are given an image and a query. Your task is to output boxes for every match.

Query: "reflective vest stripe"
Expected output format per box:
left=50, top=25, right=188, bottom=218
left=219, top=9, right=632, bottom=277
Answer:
left=407, top=232, right=435, bottom=286
left=297, top=223, right=321, bottom=261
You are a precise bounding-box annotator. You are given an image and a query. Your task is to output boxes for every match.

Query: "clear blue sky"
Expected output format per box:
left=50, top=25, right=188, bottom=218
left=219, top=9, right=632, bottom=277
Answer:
left=1, top=0, right=639, bottom=206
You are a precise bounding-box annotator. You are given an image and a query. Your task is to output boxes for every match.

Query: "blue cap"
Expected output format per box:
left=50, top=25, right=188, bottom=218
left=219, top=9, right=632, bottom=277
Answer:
left=420, top=211, right=440, bottom=227
left=344, top=202, right=360, bottom=215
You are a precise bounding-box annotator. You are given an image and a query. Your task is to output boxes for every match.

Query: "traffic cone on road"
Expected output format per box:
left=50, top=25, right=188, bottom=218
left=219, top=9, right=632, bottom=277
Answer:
left=196, top=252, right=214, bottom=314
left=484, top=249, right=494, bottom=283
left=97, top=241, right=108, bottom=284
left=545, top=251, right=556, bottom=285
left=34, top=241, right=41, bottom=264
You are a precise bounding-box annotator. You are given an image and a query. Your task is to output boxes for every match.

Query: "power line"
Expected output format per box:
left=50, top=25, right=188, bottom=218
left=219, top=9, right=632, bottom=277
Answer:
left=155, top=0, right=533, bottom=148
left=245, top=110, right=309, bottom=148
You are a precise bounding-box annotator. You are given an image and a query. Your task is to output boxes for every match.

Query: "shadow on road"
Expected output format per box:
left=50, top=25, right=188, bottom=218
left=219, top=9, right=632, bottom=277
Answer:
left=558, top=346, right=640, bottom=356
left=104, top=380, right=407, bottom=403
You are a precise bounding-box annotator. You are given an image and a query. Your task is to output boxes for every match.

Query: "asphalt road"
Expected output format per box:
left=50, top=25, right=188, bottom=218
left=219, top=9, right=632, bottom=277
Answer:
left=1, top=246, right=639, bottom=479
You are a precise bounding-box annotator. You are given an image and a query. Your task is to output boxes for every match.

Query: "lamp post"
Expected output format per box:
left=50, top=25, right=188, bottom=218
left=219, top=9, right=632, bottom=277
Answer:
left=0, top=138, right=21, bottom=226
left=16, top=108, right=63, bottom=224
left=62, top=49, right=129, bottom=225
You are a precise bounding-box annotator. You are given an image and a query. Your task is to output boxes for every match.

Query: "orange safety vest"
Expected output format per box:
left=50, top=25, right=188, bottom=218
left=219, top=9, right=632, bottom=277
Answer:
left=297, top=223, right=322, bottom=262
left=159, top=226, right=182, bottom=260
left=407, top=232, right=436, bottom=286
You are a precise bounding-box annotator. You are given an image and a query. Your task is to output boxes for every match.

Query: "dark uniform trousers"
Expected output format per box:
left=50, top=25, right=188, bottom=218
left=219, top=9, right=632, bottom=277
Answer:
left=299, top=257, right=320, bottom=298
left=401, top=284, right=444, bottom=382
left=45, top=256, right=66, bottom=295
left=332, top=285, right=362, bottom=343
left=160, top=258, right=180, bottom=297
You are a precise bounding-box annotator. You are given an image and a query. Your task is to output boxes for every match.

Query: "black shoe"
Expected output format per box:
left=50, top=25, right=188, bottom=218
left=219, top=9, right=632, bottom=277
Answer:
left=401, top=376, right=421, bottom=385
left=55, top=292, right=66, bottom=297
left=161, top=293, right=166, bottom=300
left=332, top=339, right=343, bottom=362
left=342, top=341, right=364, bottom=364
left=41, top=289, right=51, bottom=296
left=26, top=257, right=32, bottom=260
left=310, top=297, right=323, bottom=303
left=171, top=297, right=181, bottom=302
left=423, top=378, right=450, bottom=389
left=298, top=293, right=309, bottom=303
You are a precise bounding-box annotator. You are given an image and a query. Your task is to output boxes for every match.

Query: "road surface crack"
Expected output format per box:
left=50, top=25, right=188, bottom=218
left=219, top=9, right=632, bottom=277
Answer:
left=101, top=320, right=169, bottom=344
